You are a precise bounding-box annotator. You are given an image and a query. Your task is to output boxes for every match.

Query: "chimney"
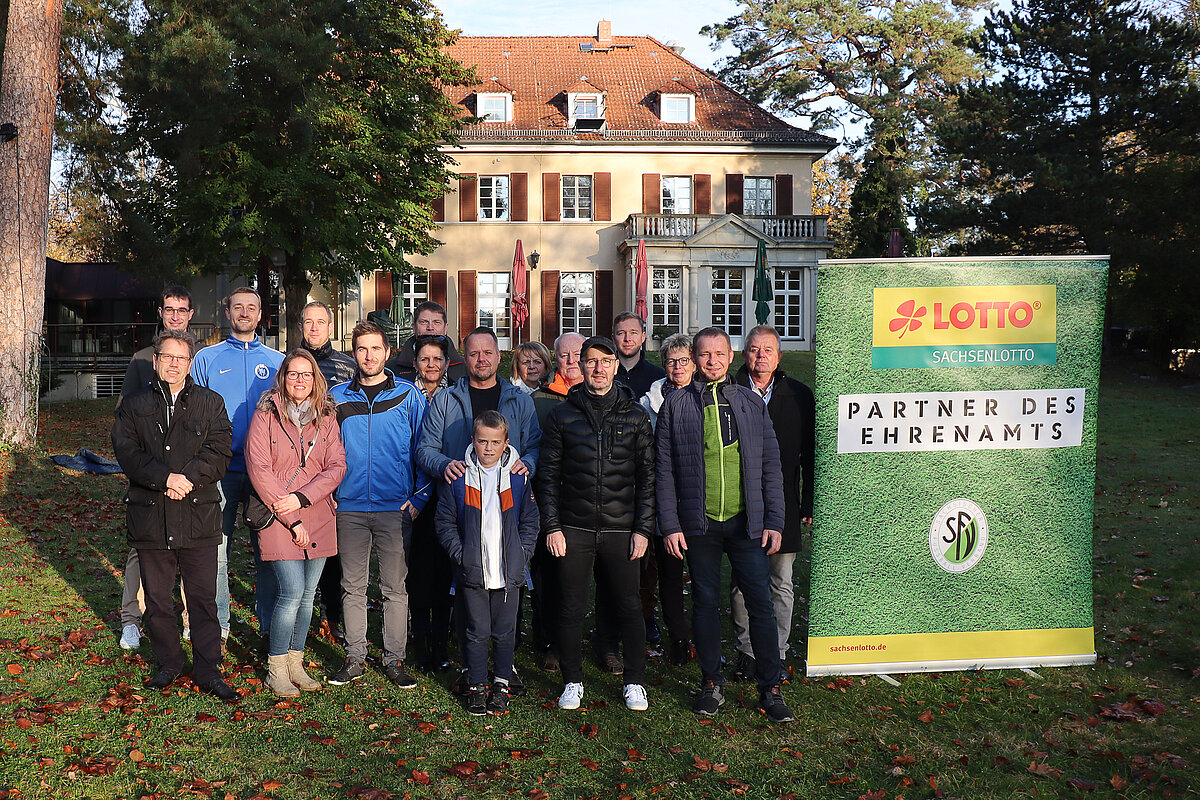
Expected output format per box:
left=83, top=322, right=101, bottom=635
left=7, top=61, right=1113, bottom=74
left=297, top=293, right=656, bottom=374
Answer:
left=597, top=20, right=612, bottom=46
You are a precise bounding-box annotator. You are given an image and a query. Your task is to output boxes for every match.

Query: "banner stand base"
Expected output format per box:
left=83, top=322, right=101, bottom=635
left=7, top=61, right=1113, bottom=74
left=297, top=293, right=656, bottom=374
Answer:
left=807, top=653, right=1096, bottom=678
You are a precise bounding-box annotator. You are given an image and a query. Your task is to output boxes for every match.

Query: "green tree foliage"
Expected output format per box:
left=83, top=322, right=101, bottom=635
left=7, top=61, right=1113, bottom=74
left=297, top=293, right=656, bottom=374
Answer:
left=61, top=0, right=473, bottom=343
left=922, top=0, right=1200, bottom=354
left=704, top=0, right=986, bottom=255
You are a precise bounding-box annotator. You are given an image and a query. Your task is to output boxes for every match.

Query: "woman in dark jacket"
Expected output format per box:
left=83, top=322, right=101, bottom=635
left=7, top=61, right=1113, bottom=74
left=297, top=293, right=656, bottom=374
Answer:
left=245, top=349, right=347, bottom=697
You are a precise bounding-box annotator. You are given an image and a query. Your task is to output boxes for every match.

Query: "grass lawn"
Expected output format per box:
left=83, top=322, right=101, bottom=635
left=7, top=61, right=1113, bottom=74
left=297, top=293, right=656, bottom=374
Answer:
left=0, top=354, right=1194, bottom=799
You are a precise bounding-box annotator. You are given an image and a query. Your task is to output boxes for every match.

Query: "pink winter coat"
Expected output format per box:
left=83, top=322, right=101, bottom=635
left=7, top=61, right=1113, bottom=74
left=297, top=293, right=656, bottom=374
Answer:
left=245, top=392, right=347, bottom=561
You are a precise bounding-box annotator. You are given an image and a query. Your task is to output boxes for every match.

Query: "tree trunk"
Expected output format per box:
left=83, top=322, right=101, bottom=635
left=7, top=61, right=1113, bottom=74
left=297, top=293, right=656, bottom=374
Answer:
left=0, top=0, right=63, bottom=446
left=280, top=251, right=311, bottom=352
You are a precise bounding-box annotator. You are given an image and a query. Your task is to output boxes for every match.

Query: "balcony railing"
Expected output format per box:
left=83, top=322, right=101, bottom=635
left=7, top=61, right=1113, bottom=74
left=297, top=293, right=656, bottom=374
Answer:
left=626, top=214, right=828, bottom=241
left=43, top=323, right=219, bottom=372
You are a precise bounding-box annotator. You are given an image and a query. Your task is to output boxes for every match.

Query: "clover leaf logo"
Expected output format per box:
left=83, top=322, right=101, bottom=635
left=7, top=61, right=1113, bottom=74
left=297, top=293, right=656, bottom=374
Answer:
left=889, top=299, right=927, bottom=339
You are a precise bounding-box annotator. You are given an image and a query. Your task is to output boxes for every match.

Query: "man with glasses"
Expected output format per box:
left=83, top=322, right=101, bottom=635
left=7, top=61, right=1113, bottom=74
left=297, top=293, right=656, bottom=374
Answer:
left=537, top=336, right=655, bottom=712
left=191, top=287, right=284, bottom=644
left=117, top=286, right=195, bottom=651
left=112, top=330, right=237, bottom=701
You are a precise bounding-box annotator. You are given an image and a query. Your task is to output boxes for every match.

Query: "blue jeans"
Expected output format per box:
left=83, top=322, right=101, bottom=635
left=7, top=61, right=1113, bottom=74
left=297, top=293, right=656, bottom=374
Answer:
left=686, top=514, right=783, bottom=691
left=218, top=470, right=276, bottom=633
left=268, top=557, right=327, bottom=656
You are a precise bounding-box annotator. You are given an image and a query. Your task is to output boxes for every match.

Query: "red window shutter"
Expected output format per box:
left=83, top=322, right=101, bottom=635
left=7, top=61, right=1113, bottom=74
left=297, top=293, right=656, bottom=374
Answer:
left=642, top=173, right=661, bottom=214
left=726, top=173, right=743, bottom=215
left=459, top=174, right=477, bottom=222
left=432, top=194, right=445, bottom=223
left=510, top=173, right=528, bottom=221
left=594, top=172, right=611, bottom=222
left=776, top=174, right=793, bottom=215
left=542, top=173, right=560, bottom=222
left=541, top=270, right=560, bottom=343
left=596, top=270, right=614, bottom=337
left=374, top=270, right=393, bottom=312
left=429, top=270, right=448, bottom=308
left=457, top=270, right=477, bottom=344
left=694, top=174, right=711, bottom=214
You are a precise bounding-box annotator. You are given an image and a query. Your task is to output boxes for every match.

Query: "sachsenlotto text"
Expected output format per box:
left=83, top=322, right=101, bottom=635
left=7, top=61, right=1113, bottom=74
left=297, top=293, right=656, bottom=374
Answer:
left=808, top=257, right=1107, bottom=676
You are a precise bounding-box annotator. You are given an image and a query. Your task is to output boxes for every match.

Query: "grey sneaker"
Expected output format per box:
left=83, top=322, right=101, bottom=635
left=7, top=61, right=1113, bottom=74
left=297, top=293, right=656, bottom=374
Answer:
left=328, top=659, right=365, bottom=685
left=692, top=680, right=725, bottom=717
left=383, top=661, right=417, bottom=689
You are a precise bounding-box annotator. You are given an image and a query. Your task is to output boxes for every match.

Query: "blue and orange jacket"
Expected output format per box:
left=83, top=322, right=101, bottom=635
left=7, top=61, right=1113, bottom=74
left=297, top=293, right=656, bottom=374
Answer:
left=434, top=445, right=539, bottom=592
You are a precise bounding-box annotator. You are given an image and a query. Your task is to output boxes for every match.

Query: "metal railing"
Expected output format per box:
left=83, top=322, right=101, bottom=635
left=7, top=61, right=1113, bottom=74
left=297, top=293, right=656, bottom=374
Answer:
left=43, top=323, right=219, bottom=372
left=625, top=213, right=828, bottom=241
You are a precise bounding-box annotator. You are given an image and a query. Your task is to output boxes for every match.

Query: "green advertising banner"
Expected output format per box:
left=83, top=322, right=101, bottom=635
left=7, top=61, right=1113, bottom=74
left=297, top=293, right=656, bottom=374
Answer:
left=808, top=256, right=1107, bottom=676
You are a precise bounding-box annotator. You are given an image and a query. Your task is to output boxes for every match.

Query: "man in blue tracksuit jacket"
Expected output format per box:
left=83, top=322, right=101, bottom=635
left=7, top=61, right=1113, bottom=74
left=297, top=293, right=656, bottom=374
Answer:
left=190, top=287, right=284, bottom=639
left=328, top=321, right=432, bottom=688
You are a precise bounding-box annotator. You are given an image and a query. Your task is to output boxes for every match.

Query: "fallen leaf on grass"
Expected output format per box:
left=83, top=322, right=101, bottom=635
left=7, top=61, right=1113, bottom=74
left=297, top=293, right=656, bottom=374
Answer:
left=261, top=779, right=283, bottom=790
left=1110, top=775, right=1128, bottom=790
left=528, top=791, right=549, bottom=800
left=579, top=723, right=599, bottom=739
left=917, top=710, right=933, bottom=723
left=1067, top=777, right=1098, bottom=791
left=129, top=749, right=144, bottom=763
left=348, top=789, right=393, bottom=800
left=446, top=760, right=479, bottom=779
left=581, top=759, right=599, bottom=771
left=411, top=770, right=430, bottom=785
left=6, top=664, right=22, bottom=675
left=1027, top=761, right=1062, bottom=778
left=415, top=721, right=437, bottom=734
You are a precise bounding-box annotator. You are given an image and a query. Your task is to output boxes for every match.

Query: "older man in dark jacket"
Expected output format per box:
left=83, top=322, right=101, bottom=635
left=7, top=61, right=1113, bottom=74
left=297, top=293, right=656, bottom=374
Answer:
left=537, top=336, right=656, bottom=712
left=656, top=326, right=793, bottom=723
left=112, top=330, right=236, bottom=701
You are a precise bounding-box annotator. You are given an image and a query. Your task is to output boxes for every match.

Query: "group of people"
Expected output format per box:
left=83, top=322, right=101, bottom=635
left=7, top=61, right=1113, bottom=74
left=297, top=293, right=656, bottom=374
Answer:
left=112, top=287, right=814, bottom=723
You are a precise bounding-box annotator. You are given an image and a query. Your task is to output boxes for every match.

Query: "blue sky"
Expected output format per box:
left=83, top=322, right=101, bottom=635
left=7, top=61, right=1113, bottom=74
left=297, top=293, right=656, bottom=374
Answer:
left=432, top=0, right=741, bottom=71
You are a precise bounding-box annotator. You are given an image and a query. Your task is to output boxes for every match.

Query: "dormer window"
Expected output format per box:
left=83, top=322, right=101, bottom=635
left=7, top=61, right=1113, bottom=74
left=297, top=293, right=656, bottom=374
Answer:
left=660, top=93, right=694, bottom=123
left=567, top=83, right=606, bottom=130
left=477, top=92, right=512, bottom=122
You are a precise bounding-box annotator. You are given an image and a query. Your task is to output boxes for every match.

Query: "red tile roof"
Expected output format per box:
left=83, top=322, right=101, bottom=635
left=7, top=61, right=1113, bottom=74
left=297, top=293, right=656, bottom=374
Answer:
left=444, top=35, right=835, bottom=147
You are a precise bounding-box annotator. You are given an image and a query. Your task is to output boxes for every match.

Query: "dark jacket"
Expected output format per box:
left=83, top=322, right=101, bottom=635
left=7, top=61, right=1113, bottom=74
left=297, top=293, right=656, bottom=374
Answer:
left=616, top=353, right=666, bottom=400
left=417, top=376, right=541, bottom=479
left=303, top=340, right=357, bottom=388
left=735, top=365, right=815, bottom=553
left=385, top=335, right=466, bottom=383
left=536, top=382, right=655, bottom=539
left=656, top=377, right=785, bottom=540
left=435, top=445, right=539, bottom=591
left=112, top=377, right=233, bottom=550
left=120, top=345, right=156, bottom=406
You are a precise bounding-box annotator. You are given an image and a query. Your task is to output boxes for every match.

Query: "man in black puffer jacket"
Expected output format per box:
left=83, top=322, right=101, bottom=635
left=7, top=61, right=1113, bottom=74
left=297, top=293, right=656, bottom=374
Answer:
left=537, top=336, right=656, bottom=713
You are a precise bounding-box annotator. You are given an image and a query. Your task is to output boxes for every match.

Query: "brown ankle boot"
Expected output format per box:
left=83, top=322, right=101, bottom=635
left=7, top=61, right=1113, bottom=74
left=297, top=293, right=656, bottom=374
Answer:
left=267, top=653, right=300, bottom=698
left=287, top=650, right=322, bottom=691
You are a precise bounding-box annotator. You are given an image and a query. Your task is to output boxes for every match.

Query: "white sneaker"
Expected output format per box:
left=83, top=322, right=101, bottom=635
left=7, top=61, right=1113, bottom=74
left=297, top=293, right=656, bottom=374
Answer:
left=182, top=627, right=190, bottom=641
left=119, top=624, right=141, bottom=650
left=624, top=683, right=648, bottom=711
left=558, top=682, right=585, bottom=710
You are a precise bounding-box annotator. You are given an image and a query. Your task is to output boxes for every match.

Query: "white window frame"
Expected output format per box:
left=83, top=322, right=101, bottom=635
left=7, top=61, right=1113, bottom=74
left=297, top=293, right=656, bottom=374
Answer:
left=772, top=268, right=805, bottom=340
left=744, top=176, right=775, bottom=216
left=476, top=272, right=512, bottom=348
left=660, top=93, right=694, bottom=123
left=661, top=176, right=693, bottom=215
left=711, top=268, right=744, bottom=339
left=394, top=273, right=428, bottom=328
left=568, top=92, right=605, bottom=128
left=650, top=267, right=683, bottom=334
left=477, top=92, right=512, bottom=123
left=478, top=175, right=510, bottom=221
left=561, top=175, right=593, bottom=221
left=559, top=272, right=595, bottom=337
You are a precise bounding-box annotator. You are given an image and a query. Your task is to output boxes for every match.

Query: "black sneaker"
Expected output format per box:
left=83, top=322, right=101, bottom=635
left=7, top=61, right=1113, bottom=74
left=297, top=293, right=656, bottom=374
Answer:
left=466, top=684, right=488, bottom=716
left=732, top=651, right=756, bottom=682
left=328, top=659, right=365, bottom=685
left=669, top=639, right=692, bottom=667
left=449, top=667, right=469, bottom=696
left=383, top=661, right=418, bottom=688
left=601, top=652, right=624, bottom=675
left=486, top=681, right=510, bottom=714
left=507, top=667, right=527, bottom=697
left=759, top=684, right=795, bottom=723
left=692, top=679, right=725, bottom=717
left=145, top=669, right=180, bottom=690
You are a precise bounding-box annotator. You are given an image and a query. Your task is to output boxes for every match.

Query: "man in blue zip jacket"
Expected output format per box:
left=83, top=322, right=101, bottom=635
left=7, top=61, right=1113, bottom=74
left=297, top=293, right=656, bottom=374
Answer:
left=190, top=286, right=284, bottom=641
left=329, top=320, right=432, bottom=688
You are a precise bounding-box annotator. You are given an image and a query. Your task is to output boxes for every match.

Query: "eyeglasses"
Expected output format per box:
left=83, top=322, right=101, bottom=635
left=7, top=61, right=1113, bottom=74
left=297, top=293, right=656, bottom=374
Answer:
left=583, top=357, right=617, bottom=369
left=665, top=357, right=692, bottom=368
left=286, top=371, right=315, bottom=381
left=156, top=353, right=191, bottom=364
left=161, top=306, right=191, bottom=317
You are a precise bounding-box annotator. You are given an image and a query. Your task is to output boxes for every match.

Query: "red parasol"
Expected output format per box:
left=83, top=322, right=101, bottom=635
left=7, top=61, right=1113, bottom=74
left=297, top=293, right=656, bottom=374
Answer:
left=510, top=239, right=529, bottom=345
left=634, top=239, right=649, bottom=322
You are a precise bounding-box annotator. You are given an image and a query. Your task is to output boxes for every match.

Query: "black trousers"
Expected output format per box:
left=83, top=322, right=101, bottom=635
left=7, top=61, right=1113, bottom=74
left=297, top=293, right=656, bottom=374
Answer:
left=556, top=529, right=645, bottom=685
left=316, top=553, right=343, bottom=631
left=137, top=545, right=222, bottom=684
left=529, top=537, right=560, bottom=653
left=644, top=534, right=689, bottom=644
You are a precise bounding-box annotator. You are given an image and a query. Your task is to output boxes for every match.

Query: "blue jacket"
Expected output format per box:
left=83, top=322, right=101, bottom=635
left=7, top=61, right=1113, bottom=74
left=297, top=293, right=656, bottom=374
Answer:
left=331, top=371, right=432, bottom=513
left=190, top=335, right=284, bottom=471
left=435, top=446, right=539, bottom=592
left=656, top=378, right=785, bottom=539
left=416, top=377, right=541, bottom=480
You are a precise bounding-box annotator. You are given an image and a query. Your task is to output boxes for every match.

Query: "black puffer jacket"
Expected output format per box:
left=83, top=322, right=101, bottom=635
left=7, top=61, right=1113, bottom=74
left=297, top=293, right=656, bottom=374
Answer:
left=536, top=382, right=655, bottom=539
left=112, top=378, right=233, bottom=550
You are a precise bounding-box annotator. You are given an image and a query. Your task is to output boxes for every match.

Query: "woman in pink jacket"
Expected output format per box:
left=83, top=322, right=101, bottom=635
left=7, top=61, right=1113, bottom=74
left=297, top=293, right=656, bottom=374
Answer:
left=245, top=349, right=346, bottom=697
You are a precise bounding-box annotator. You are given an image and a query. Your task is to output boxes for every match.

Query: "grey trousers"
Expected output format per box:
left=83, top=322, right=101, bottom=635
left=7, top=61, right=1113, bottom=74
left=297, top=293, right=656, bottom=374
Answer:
left=730, top=551, right=796, bottom=660
left=337, top=510, right=409, bottom=666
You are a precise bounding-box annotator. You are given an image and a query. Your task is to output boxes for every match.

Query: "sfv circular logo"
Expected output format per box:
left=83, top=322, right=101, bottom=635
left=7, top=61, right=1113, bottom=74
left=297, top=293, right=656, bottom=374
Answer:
left=255, top=364, right=271, bottom=380
left=929, top=498, right=988, bottom=573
